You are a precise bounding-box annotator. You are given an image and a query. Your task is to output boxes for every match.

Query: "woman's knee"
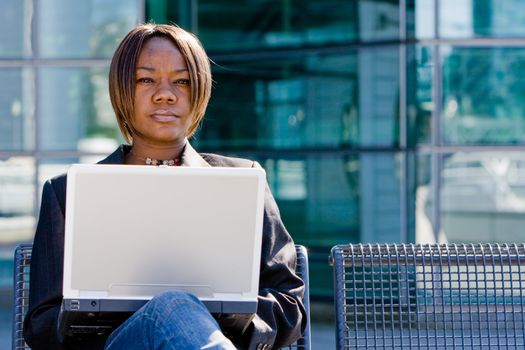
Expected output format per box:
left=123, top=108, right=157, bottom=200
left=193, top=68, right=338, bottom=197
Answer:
left=153, top=290, right=200, bottom=304
left=143, top=290, right=205, bottom=317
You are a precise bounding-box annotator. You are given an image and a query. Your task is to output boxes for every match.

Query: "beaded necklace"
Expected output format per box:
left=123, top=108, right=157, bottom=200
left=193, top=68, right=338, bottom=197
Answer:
left=129, top=149, right=182, bottom=166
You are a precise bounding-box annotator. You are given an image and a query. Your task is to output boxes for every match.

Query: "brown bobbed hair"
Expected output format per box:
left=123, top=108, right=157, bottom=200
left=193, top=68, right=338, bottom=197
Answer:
left=109, top=23, right=212, bottom=143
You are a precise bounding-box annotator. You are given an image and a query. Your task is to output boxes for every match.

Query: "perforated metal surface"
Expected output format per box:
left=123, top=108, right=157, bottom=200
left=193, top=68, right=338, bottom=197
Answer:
left=332, top=244, right=525, bottom=350
left=12, top=244, right=31, bottom=350
left=285, top=245, right=312, bottom=350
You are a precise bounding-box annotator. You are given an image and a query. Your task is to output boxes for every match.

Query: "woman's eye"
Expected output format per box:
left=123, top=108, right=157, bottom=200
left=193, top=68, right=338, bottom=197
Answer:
left=137, top=77, right=154, bottom=83
left=175, top=79, right=190, bottom=86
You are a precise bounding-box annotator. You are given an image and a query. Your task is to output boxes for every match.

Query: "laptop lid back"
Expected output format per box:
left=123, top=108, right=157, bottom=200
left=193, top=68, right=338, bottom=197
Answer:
left=63, top=164, right=265, bottom=306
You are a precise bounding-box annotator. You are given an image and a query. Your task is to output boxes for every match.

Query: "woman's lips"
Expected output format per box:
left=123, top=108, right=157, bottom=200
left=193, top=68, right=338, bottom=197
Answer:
left=151, top=113, right=179, bottom=122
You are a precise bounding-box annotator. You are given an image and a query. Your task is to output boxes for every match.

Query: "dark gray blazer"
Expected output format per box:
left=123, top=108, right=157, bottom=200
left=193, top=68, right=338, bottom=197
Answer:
left=24, top=143, right=306, bottom=350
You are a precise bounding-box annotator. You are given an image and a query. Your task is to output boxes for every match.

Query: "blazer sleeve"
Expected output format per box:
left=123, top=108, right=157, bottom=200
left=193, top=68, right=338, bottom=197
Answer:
left=24, top=179, right=66, bottom=349
left=243, top=161, right=307, bottom=349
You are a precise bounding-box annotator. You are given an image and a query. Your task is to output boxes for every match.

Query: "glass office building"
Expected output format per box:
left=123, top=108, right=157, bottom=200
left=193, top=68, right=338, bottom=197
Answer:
left=2, top=0, right=525, bottom=306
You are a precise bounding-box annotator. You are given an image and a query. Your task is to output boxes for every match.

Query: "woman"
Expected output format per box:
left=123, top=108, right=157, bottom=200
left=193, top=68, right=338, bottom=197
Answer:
left=24, top=24, right=306, bottom=350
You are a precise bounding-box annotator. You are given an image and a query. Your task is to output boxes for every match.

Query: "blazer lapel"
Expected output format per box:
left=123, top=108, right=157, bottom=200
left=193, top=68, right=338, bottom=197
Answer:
left=181, top=142, right=211, bottom=167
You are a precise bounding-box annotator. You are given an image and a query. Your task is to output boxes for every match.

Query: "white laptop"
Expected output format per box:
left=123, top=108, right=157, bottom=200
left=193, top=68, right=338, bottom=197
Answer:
left=59, top=164, right=266, bottom=337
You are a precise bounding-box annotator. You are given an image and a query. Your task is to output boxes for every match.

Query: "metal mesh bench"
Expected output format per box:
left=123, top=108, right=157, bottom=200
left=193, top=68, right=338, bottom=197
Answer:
left=12, top=244, right=31, bottom=350
left=12, top=244, right=311, bottom=350
left=287, top=244, right=312, bottom=350
left=331, top=243, right=525, bottom=350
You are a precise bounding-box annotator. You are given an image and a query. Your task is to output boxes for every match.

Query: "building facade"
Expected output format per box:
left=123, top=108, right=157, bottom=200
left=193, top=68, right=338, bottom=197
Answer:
left=2, top=0, right=525, bottom=302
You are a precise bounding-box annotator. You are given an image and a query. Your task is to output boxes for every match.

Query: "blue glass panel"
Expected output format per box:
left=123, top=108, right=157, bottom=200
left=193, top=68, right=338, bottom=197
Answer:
left=440, top=152, right=525, bottom=243
left=0, top=68, right=34, bottom=151
left=39, top=0, right=139, bottom=58
left=39, top=67, right=121, bottom=151
left=407, top=45, right=433, bottom=145
left=197, top=46, right=400, bottom=149
left=0, top=156, right=35, bottom=244
left=199, top=0, right=358, bottom=50
left=147, top=0, right=401, bottom=50
left=441, top=0, right=525, bottom=38
left=442, top=47, right=525, bottom=145
left=407, top=0, right=435, bottom=39
left=413, top=153, right=435, bottom=243
left=0, top=0, right=31, bottom=58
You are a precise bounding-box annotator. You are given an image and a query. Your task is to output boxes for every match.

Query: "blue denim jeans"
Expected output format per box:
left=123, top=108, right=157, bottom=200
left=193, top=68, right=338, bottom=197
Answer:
left=104, top=291, right=237, bottom=350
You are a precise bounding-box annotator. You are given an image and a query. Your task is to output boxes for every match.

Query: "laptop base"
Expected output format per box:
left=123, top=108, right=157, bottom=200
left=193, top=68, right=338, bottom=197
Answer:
left=59, top=298, right=256, bottom=338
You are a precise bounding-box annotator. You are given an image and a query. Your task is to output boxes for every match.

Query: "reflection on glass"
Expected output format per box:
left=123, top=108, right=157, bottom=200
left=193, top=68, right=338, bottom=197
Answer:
left=146, top=0, right=183, bottom=26
left=193, top=0, right=398, bottom=50
left=359, top=153, right=402, bottom=243
left=39, top=67, right=121, bottom=151
left=442, top=47, right=525, bottom=145
left=439, top=0, right=473, bottom=38
left=407, top=46, right=433, bottom=145
left=0, top=157, right=35, bottom=244
left=440, top=152, right=525, bottom=243
left=0, top=0, right=31, bottom=58
left=264, top=159, right=307, bottom=201
left=406, top=0, right=435, bottom=39
left=441, top=0, right=525, bottom=38
left=262, top=155, right=359, bottom=247
left=197, top=47, right=399, bottom=149
left=357, top=47, right=400, bottom=147
left=39, top=0, right=139, bottom=58
left=0, top=248, right=12, bottom=288
left=0, top=68, right=35, bottom=151
left=413, top=154, right=436, bottom=243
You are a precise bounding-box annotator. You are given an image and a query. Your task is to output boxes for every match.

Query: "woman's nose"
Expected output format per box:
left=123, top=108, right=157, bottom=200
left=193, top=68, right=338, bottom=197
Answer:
left=153, top=84, right=176, bottom=104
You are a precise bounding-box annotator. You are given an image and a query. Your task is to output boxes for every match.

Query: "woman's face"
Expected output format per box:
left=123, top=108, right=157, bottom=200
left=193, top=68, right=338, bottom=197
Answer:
left=132, top=36, right=192, bottom=147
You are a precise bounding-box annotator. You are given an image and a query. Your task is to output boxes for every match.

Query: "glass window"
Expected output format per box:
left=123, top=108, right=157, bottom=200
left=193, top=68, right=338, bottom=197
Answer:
left=440, top=152, right=525, bottom=243
left=0, top=0, right=32, bottom=58
left=0, top=157, right=35, bottom=245
left=0, top=247, right=14, bottom=289
left=357, top=47, right=400, bottom=147
left=199, top=0, right=359, bottom=50
left=38, top=0, right=139, bottom=58
left=269, top=155, right=359, bottom=247
left=440, top=0, right=525, bottom=38
left=39, top=67, right=122, bottom=152
left=412, top=153, right=436, bottom=243
left=146, top=0, right=188, bottom=28
left=407, top=45, right=433, bottom=145
left=0, top=68, right=35, bottom=151
left=442, top=47, right=525, bottom=145
left=406, top=0, right=435, bottom=39
left=358, top=152, right=403, bottom=243
left=196, top=46, right=399, bottom=149
left=147, top=0, right=399, bottom=51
